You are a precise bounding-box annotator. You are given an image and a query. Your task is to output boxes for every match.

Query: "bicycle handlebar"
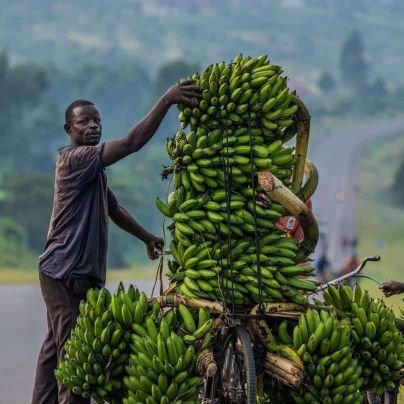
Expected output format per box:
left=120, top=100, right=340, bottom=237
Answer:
left=315, top=255, right=381, bottom=292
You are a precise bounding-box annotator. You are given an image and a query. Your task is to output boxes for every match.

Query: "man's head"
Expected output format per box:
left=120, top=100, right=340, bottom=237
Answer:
left=64, top=99, right=102, bottom=146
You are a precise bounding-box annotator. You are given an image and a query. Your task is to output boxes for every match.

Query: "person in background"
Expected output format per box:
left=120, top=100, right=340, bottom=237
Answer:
left=32, top=80, right=201, bottom=404
left=341, top=251, right=360, bottom=287
left=342, top=251, right=360, bottom=275
left=315, top=251, right=329, bottom=283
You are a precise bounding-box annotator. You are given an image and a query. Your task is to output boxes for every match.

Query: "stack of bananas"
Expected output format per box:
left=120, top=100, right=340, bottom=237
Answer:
left=55, top=284, right=135, bottom=402
left=57, top=284, right=213, bottom=403
left=165, top=231, right=316, bottom=306
left=156, top=54, right=318, bottom=305
left=323, top=284, right=404, bottom=396
left=176, top=53, right=297, bottom=136
left=272, top=308, right=363, bottom=403
left=123, top=304, right=212, bottom=403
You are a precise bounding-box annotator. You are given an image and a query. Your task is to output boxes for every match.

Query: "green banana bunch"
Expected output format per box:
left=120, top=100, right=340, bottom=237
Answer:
left=157, top=55, right=317, bottom=307
left=169, top=232, right=316, bottom=305
left=177, top=54, right=296, bottom=136
left=57, top=283, right=209, bottom=403
left=276, top=308, right=363, bottom=404
left=323, top=283, right=404, bottom=396
left=123, top=304, right=207, bottom=403
left=55, top=285, right=137, bottom=402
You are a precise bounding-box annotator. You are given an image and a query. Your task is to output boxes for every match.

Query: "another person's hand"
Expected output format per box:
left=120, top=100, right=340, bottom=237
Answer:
left=163, top=80, right=201, bottom=106
left=379, top=280, right=404, bottom=297
left=146, top=235, right=164, bottom=260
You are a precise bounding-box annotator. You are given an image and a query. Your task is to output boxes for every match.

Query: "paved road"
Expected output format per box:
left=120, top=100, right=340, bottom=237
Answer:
left=310, top=117, right=404, bottom=273
left=0, top=280, right=156, bottom=404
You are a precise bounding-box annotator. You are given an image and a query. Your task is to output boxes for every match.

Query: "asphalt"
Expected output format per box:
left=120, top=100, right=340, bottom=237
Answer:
left=310, top=117, right=404, bottom=273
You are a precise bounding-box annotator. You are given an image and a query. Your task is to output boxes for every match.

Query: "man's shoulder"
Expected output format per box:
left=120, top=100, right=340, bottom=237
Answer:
left=58, top=144, right=104, bottom=165
left=59, top=144, right=102, bottom=156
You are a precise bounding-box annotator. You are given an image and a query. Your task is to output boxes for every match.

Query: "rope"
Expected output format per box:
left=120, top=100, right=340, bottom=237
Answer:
left=219, top=123, right=236, bottom=315
left=151, top=255, right=164, bottom=298
left=247, top=114, right=265, bottom=314
left=152, top=166, right=174, bottom=298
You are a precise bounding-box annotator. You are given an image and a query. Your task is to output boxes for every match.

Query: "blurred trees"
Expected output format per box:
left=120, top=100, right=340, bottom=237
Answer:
left=339, top=30, right=369, bottom=94
left=0, top=53, right=197, bottom=268
left=390, top=155, right=404, bottom=206
left=0, top=218, right=33, bottom=267
left=0, top=50, right=53, bottom=175
left=317, top=71, right=335, bottom=93
left=1, top=48, right=404, bottom=269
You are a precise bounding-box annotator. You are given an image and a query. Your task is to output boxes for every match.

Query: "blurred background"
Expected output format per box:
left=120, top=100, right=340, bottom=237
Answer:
left=0, top=1, right=404, bottom=400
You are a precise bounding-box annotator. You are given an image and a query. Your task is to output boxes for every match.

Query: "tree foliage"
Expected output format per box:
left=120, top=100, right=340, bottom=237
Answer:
left=339, top=30, right=369, bottom=94
left=318, top=71, right=335, bottom=93
left=390, top=154, right=404, bottom=206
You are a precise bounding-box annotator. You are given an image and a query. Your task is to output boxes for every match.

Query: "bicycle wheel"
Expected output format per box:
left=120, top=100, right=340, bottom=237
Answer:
left=220, top=325, right=257, bottom=404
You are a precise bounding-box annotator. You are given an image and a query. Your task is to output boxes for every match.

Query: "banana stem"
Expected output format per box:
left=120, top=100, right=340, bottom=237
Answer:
left=291, top=95, right=310, bottom=194
left=257, top=171, right=319, bottom=259
left=298, top=159, right=319, bottom=202
left=157, top=294, right=224, bottom=314
left=264, top=361, right=302, bottom=390
left=251, top=302, right=305, bottom=314
left=266, top=352, right=304, bottom=378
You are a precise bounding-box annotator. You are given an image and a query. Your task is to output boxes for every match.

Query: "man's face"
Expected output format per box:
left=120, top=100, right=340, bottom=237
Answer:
left=65, top=105, right=102, bottom=146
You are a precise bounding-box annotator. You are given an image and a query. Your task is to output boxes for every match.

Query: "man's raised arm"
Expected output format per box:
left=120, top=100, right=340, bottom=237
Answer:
left=101, top=80, right=200, bottom=167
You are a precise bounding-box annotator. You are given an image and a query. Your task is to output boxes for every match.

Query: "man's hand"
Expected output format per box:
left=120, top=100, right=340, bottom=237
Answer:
left=146, top=235, right=164, bottom=260
left=163, top=80, right=201, bottom=106
left=379, top=280, right=404, bottom=297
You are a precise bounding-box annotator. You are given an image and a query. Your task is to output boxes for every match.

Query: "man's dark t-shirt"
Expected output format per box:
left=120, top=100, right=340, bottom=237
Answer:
left=38, top=144, right=118, bottom=285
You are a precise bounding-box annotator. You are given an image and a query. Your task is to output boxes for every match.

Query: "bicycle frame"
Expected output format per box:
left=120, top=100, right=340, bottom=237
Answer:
left=315, top=255, right=381, bottom=292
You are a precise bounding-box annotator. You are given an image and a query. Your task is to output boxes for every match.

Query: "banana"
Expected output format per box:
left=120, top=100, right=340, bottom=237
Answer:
left=193, top=319, right=214, bottom=339
left=178, top=304, right=196, bottom=333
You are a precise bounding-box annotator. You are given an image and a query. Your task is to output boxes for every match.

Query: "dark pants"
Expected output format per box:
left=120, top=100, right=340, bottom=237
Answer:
left=32, top=273, right=99, bottom=404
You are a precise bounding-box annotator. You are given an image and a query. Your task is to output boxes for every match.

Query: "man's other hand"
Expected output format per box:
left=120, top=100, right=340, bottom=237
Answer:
left=379, top=280, right=404, bottom=297
left=164, top=80, right=201, bottom=107
left=146, top=235, right=164, bottom=260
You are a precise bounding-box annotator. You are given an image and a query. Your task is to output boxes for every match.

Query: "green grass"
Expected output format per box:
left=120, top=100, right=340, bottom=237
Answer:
left=0, top=264, right=157, bottom=284
left=356, top=134, right=404, bottom=314
left=356, top=134, right=404, bottom=400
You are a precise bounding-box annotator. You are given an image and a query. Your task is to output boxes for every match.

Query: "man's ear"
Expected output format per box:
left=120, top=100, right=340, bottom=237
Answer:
left=64, top=123, right=71, bottom=135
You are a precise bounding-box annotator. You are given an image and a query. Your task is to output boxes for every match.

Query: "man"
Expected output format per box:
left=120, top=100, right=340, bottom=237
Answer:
left=32, top=80, right=200, bottom=404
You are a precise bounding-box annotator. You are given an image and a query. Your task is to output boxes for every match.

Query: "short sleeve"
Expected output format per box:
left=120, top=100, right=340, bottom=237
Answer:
left=107, top=187, right=119, bottom=214
left=67, top=144, right=105, bottom=185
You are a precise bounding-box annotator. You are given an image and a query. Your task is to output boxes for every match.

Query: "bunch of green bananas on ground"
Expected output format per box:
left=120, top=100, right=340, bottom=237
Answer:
left=176, top=53, right=297, bottom=138
left=57, top=283, right=212, bottom=403
left=123, top=304, right=212, bottom=403
left=323, top=283, right=404, bottom=396
left=55, top=284, right=137, bottom=402
left=273, top=308, right=363, bottom=403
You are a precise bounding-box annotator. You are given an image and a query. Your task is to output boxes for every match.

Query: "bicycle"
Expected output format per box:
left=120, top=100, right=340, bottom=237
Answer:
left=182, top=255, right=399, bottom=404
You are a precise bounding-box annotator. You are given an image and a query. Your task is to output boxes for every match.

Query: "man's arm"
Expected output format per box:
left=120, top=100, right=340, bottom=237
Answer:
left=109, top=203, right=163, bottom=260
left=101, top=80, right=200, bottom=167
left=380, top=280, right=404, bottom=297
